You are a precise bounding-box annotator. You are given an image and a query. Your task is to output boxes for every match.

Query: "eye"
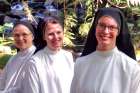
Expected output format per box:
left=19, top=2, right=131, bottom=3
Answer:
left=97, top=23, right=106, bottom=30
left=109, top=26, right=118, bottom=31
left=48, top=33, right=54, bottom=36
left=13, top=34, right=20, bottom=38
left=57, top=31, right=62, bottom=35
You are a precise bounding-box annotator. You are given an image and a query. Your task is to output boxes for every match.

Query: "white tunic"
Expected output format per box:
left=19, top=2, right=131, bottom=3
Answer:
left=71, top=47, right=140, bottom=93
left=22, top=47, right=74, bottom=93
left=0, top=45, right=36, bottom=93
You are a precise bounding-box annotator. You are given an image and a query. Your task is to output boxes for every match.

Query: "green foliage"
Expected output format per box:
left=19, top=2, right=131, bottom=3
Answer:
left=0, top=37, right=3, bottom=44
left=0, top=23, right=13, bottom=33
left=78, top=0, right=93, bottom=38
left=3, top=23, right=13, bottom=28
left=79, top=23, right=91, bottom=37
left=2, top=0, right=140, bottom=49
left=0, top=54, right=12, bottom=69
left=64, top=11, right=77, bottom=47
left=0, top=25, right=4, bottom=33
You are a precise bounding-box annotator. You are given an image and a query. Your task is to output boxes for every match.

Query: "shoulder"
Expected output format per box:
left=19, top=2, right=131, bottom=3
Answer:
left=27, top=49, right=46, bottom=66
left=62, top=49, right=73, bottom=55
left=117, top=51, right=139, bottom=72
left=61, top=49, right=73, bottom=58
left=76, top=51, right=95, bottom=64
left=61, top=49, right=74, bottom=64
left=117, top=51, right=137, bottom=64
left=74, top=52, right=95, bottom=71
left=4, top=54, right=16, bottom=68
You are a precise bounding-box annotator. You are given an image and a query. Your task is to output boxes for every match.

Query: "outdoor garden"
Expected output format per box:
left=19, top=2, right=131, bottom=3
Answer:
left=0, top=0, right=140, bottom=69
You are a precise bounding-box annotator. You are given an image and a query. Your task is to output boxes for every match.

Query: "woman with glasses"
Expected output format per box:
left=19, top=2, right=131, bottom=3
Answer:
left=0, top=21, right=36, bottom=92
left=70, top=7, right=140, bottom=93
left=22, top=16, right=74, bottom=93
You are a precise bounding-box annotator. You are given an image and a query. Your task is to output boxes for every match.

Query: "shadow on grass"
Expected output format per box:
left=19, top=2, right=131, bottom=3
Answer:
left=0, top=54, right=12, bottom=69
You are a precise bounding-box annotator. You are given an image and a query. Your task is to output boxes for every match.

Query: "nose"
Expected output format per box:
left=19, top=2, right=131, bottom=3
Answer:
left=53, top=33, right=59, bottom=39
left=16, top=35, right=24, bottom=40
left=104, top=27, right=109, bottom=33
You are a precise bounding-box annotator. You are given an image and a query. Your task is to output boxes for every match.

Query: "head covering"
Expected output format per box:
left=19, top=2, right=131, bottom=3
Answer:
left=13, top=20, right=37, bottom=52
left=13, top=21, right=35, bottom=36
left=81, top=7, right=136, bottom=60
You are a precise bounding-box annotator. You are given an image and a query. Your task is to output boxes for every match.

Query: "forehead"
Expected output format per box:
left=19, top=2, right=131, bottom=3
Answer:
left=98, top=16, right=118, bottom=25
left=13, top=24, right=31, bottom=33
left=45, top=23, right=63, bottom=31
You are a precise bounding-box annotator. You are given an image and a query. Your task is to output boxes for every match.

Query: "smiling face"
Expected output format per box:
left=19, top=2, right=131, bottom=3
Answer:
left=12, top=24, right=34, bottom=51
left=96, top=16, right=119, bottom=51
left=44, top=23, right=64, bottom=52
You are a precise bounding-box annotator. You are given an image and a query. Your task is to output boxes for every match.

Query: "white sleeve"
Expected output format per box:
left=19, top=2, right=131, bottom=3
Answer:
left=0, top=68, right=6, bottom=90
left=70, top=62, right=80, bottom=93
left=22, top=60, right=40, bottom=93
left=130, top=64, right=140, bottom=93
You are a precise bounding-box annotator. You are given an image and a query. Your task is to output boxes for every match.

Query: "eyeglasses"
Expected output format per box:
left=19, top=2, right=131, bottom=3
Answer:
left=97, top=23, right=119, bottom=32
left=13, top=33, right=32, bottom=38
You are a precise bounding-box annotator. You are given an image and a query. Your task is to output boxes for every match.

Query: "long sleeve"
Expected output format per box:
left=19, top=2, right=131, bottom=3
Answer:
left=22, top=60, right=40, bottom=93
left=130, top=64, right=140, bottom=93
left=70, top=71, right=78, bottom=93
left=0, top=68, right=6, bottom=90
left=70, top=61, right=80, bottom=93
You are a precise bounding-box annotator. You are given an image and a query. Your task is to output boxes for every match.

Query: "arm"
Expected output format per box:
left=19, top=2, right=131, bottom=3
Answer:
left=0, top=68, right=6, bottom=90
left=130, top=64, right=140, bottom=93
left=22, top=60, right=40, bottom=93
left=70, top=62, right=80, bottom=93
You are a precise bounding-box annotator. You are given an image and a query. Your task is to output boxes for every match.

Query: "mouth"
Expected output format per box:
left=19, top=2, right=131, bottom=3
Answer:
left=100, top=35, right=111, bottom=40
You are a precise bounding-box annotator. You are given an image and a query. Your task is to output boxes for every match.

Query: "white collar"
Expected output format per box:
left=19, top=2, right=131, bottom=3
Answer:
left=17, top=45, right=36, bottom=57
left=95, top=47, right=118, bottom=57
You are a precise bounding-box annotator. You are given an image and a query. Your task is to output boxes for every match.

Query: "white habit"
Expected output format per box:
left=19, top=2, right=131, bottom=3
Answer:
left=22, top=46, right=74, bottom=93
left=0, top=45, right=36, bottom=93
left=71, top=47, right=140, bottom=93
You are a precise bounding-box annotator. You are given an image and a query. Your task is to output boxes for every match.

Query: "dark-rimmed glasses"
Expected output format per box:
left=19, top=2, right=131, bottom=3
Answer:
left=97, top=23, right=119, bottom=32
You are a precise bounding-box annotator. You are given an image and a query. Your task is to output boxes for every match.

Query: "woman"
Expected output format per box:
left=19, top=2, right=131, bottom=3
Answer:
left=0, top=21, right=36, bottom=92
left=70, top=7, right=140, bottom=93
left=22, top=16, right=74, bottom=93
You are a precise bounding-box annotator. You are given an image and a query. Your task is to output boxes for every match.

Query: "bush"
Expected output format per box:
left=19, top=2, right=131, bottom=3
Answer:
left=0, top=54, right=12, bottom=69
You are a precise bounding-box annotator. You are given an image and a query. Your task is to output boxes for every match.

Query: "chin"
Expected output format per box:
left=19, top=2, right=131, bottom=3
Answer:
left=52, top=47, right=61, bottom=51
left=101, top=42, right=110, bottom=45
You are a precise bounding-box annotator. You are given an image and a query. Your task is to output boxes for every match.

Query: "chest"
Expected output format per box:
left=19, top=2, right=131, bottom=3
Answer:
left=76, top=60, right=132, bottom=93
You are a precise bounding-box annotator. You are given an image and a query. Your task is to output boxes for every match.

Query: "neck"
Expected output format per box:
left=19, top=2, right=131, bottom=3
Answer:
left=19, top=45, right=33, bottom=52
left=96, top=45, right=116, bottom=51
left=47, top=47, right=61, bottom=54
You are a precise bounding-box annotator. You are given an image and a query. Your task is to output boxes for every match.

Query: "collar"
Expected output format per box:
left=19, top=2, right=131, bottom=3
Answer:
left=95, top=47, right=119, bottom=57
left=17, top=45, right=36, bottom=57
